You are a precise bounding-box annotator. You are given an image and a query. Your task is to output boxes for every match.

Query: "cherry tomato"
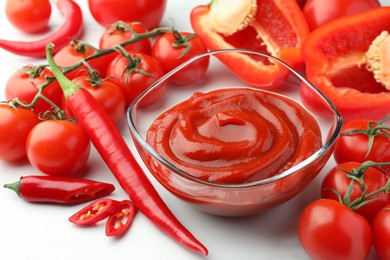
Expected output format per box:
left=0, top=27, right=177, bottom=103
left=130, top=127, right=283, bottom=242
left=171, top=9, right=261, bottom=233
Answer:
left=302, top=0, right=381, bottom=31
left=298, top=199, right=372, bottom=260
left=333, top=117, right=390, bottom=172
left=62, top=76, right=126, bottom=124
left=0, top=104, right=39, bottom=161
left=321, top=161, right=390, bottom=223
left=372, top=204, right=390, bottom=259
left=26, top=120, right=91, bottom=176
left=53, top=40, right=110, bottom=79
left=151, top=31, right=209, bottom=85
left=106, top=51, right=166, bottom=106
left=5, top=65, right=63, bottom=115
left=5, top=0, right=51, bottom=34
left=88, top=0, right=167, bottom=30
left=99, top=21, right=151, bottom=55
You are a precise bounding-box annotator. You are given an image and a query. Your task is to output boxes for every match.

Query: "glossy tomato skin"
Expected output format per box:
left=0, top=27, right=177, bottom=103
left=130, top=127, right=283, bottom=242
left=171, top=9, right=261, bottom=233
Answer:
left=106, top=51, right=166, bottom=106
left=53, top=42, right=110, bottom=79
left=151, top=32, right=209, bottom=85
left=5, top=66, right=63, bottom=115
left=88, top=0, right=167, bottom=30
left=298, top=199, right=372, bottom=260
left=321, top=161, right=389, bottom=223
left=303, top=0, right=381, bottom=30
left=333, top=118, right=390, bottom=170
left=26, top=120, right=91, bottom=176
left=62, top=76, right=126, bottom=124
left=5, top=0, right=52, bottom=34
left=0, top=104, right=39, bottom=161
left=372, top=204, right=390, bottom=259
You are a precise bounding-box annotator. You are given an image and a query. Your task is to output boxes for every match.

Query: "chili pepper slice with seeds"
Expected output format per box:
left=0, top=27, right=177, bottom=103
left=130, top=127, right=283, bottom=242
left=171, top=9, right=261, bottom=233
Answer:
left=46, top=43, right=208, bottom=255
left=69, top=198, right=120, bottom=225
left=3, top=175, right=115, bottom=204
left=105, top=200, right=138, bottom=237
left=0, top=0, right=83, bottom=58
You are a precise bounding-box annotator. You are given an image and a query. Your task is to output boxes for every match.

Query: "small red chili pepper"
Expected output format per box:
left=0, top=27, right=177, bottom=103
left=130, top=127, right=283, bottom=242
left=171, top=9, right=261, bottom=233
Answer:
left=105, top=200, right=137, bottom=237
left=4, top=175, right=115, bottom=204
left=0, top=0, right=83, bottom=58
left=69, top=198, right=120, bottom=225
left=46, top=44, right=208, bottom=255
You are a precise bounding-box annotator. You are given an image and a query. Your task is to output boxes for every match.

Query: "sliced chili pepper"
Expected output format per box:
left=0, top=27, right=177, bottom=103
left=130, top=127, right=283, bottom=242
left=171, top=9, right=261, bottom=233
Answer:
left=4, top=175, right=115, bottom=204
left=300, top=7, right=390, bottom=122
left=105, top=200, right=137, bottom=237
left=46, top=44, right=208, bottom=255
left=0, top=0, right=83, bottom=58
left=190, top=0, right=309, bottom=88
left=69, top=198, right=120, bottom=225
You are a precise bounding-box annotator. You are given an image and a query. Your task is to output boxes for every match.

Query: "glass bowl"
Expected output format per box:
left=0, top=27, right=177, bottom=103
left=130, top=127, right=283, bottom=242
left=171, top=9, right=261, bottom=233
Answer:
left=127, top=49, right=342, bottom=217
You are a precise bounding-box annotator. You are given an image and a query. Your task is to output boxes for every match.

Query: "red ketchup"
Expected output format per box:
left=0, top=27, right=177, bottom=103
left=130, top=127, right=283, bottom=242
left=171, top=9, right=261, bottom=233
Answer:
left=146, top=88, right=322, bottom=184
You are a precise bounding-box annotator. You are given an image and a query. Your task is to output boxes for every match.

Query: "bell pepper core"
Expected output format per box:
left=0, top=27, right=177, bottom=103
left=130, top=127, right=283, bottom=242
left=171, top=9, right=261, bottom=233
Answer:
left=190, top=0, right=309, bottom=88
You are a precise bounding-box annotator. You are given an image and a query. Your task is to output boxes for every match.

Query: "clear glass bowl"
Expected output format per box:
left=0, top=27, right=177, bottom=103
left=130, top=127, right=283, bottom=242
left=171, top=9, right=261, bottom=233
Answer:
left=127, top=49, right=343, bottom=217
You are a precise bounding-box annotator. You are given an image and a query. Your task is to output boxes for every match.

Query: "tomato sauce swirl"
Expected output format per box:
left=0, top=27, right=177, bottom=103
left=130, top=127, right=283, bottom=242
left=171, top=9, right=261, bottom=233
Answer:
left=146, top=88, right=322, bottom=184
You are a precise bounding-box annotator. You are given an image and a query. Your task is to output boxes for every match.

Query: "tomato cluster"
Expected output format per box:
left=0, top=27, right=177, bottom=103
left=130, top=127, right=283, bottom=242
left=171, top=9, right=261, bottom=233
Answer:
left=298, top=115, right=390, bottom=259
left=0, top=20, right=209, bottom=178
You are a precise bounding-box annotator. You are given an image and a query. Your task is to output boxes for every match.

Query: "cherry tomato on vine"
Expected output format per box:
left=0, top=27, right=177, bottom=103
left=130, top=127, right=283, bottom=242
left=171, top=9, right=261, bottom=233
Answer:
left=302, top=0, right=381, bottom=31
left=26, top=120, right=91, bottom=177
left=298, top=199, right=372, bottom=260
left=99, top=21, right=151, bottom=55
left=62, top=75, right=126, bottom=125
left=88, top=0, right=167, bottom=30
left=5, top=65, right=62, bottom=115
left=151, top=31, right=209, bottom=85
left=5, top=0, right=52, bottom=34
left=321, top=161, right=390, bottom=223
left=0, top=104, right=39, bottom=161
left=53, top=40, right=110, bottom=79
left=106, top=51, right=166, bottom=106
left=372, top=204, right=390, bottom=259
left=333, top=117, right=390, bottom=172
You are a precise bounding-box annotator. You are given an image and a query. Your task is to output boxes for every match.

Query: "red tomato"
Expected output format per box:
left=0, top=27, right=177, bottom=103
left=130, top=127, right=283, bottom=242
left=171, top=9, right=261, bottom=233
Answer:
left=151, top=31, right=209, bottom=85
left=106, top=51, right=166, bottom=106
left=5, top=65, right=63, bottom=115
left=62, top=76, right=126, bottom=124
left=99, top=21, right=151, bottom=55
left=53, top=40, right=110, bottom=79
left=321, top=161, right=390, bottom=223
left=298, top=199, right=372, bottom=260
left=372, top=204, right=390, bottom=259
left=88, top=0, right=167, bottom=30
left=303, top=0, right=381, bottom=30
left=0, top=104, right=39, bottom=161
left=26, top=120, right=91, bottom=176
left=5, top=0, right=51, bottom=34
left=333, top=117, right=390, bottom=172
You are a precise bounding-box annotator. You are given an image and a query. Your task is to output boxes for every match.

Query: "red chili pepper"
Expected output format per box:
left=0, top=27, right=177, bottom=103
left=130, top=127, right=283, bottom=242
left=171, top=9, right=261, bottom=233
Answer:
left=69, top=198, right=120, bottom=225
left=105, top=200, right=137, bottom=237
left=300, top=7, right=390, bottom=122
left=0, top=0, right=83, bottom=58
left=190, top=0, right=309, bottom=88
left=46, top=44, right=208, bottom=255
left=3, top=175, right=115, bottom=204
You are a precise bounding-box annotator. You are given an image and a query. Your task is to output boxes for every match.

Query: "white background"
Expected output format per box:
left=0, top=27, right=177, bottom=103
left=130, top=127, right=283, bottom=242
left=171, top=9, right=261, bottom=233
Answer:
left=0, top=1, right=389, bottom=259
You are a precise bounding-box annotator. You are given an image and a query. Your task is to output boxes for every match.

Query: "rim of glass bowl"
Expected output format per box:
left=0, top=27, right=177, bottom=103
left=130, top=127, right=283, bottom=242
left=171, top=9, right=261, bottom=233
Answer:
left=127, top=48, right=343, bottom=189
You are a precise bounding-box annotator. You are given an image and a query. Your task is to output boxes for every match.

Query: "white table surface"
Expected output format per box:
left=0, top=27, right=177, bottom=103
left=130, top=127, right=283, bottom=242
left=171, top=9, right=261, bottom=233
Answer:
left=0, top=1, right=388, bottom=259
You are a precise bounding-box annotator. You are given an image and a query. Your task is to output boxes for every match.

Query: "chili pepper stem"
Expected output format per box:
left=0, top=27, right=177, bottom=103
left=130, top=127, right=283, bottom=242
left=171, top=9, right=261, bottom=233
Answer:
left=3, top=180, right=21, bottom=196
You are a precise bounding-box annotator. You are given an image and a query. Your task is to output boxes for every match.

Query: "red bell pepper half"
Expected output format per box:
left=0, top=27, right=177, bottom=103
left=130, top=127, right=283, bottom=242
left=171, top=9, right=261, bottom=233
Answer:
left=190, top=0, right=309, bottom=88
left=300, top=7, right=390, bottom=122
left=105, top=200, right=137, bottom=237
